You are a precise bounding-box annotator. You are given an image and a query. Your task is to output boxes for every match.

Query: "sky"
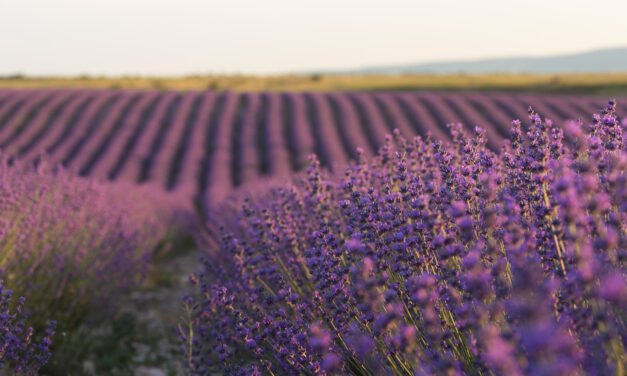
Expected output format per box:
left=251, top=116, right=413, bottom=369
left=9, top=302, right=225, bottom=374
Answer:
left=1, top=0, right=626, bottom=76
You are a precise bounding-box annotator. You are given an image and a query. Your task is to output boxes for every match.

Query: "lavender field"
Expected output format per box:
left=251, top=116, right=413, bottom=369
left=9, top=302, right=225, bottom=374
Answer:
left=5, top=0, right=627, bottom=373
left=0, top=89, right=625, bottom=209
left=0, top=89, right=625, bottom=375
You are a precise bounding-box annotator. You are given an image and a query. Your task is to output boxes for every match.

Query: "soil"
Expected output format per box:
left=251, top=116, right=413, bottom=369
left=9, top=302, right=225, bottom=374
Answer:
left=79, top=246, right=204, bottom=376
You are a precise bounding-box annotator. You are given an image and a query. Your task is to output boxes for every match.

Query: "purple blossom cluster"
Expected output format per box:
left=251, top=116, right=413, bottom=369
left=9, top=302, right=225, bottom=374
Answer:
left=0, top=155, right=183, bottom=336
left=0, top=281, right=54, bottom=374
left=183, top=100, right=626, bottom=375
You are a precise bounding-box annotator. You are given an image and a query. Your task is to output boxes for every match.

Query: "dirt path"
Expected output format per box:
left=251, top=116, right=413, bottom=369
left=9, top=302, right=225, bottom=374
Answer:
left=79, top=247, right=203, bottom=376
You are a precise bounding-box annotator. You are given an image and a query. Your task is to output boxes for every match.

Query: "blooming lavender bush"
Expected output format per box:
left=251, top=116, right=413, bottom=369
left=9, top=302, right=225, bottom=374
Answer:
left=0, top=281, right=55, bottom=374
left=0, top=156, right=184, bottom=336
left=183, top=100, right=626, bottom=375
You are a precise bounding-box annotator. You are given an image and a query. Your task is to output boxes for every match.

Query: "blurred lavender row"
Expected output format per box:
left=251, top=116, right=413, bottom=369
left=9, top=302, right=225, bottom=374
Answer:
left=0, top=154, right=191, bottom=372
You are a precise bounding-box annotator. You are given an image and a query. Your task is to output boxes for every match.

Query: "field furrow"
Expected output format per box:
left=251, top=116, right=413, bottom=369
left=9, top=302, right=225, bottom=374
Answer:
left=305, top=92, right=350, bottom=170
left=150, top=91, right=198, bottom=188
left=284, top=92, right=316, bottom=170
left=201, top=91, right=239, bottom=207
left=236, top=92, right=262, bottom=185
left=172, top=91, right=218, bottom=197
left=264, top=92, right=291, bottom=178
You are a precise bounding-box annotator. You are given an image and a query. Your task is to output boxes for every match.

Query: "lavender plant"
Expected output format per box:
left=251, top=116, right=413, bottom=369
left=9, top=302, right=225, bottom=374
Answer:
left=0, top=281, right=55, bottom=374
left=0, top=156, right=184, bottom=335
left=183, top=100, right=626, bottom=375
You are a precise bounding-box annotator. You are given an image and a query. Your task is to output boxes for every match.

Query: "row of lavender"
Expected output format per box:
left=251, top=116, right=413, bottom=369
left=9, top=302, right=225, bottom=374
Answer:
left=0, top=90, right=625, bottom=209
left=183, top=101, right=626, bottom=375
left=0, top=156, right=189, bottom=374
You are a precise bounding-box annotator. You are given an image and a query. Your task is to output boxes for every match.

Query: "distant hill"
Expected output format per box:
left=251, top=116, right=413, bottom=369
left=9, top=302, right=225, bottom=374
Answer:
left=343, top=47, right=627, bottom=75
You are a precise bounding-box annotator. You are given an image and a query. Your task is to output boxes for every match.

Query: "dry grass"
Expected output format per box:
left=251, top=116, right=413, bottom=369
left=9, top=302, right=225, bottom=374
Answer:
left=2, top=73, right=627, bottom=95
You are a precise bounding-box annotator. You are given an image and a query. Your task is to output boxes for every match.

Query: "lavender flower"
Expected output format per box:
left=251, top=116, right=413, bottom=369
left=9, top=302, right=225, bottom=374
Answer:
left=0, top=281, right=55, bottom=374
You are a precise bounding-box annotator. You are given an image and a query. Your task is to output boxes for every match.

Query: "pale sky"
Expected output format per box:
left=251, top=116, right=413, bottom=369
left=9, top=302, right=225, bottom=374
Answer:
left=1, top=0, right=626, bottom=76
